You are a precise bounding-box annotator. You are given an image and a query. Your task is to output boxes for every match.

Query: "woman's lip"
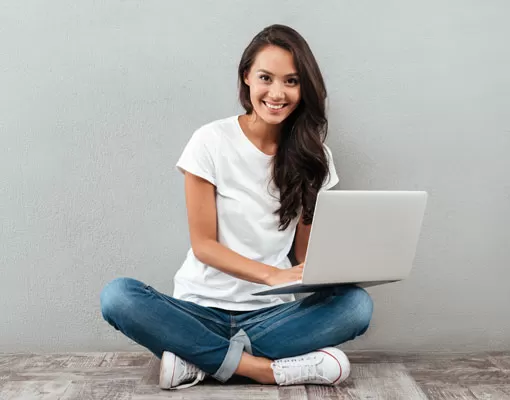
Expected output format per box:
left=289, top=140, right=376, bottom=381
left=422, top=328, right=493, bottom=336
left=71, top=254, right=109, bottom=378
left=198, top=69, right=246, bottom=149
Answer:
left=263, top=101, right=288, bottom=111
left=263, top=101, right=287, bottom=106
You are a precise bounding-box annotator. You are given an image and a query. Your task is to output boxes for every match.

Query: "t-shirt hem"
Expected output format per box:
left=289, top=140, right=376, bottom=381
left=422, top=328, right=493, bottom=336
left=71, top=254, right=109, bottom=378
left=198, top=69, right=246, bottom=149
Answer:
left=174, top=295, right=295, bottom=312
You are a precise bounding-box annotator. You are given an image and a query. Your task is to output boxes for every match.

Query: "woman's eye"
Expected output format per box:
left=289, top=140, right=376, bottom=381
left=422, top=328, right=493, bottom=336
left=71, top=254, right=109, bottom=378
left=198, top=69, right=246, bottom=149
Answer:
left=287, top=78, right=299, bottom=85
left=259, top=75, right=270, bottom=82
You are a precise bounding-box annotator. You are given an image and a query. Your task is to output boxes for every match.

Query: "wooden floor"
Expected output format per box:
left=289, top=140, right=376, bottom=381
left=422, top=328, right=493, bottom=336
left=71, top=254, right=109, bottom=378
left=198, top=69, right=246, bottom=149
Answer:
left=1, top=351, right=509, bottom=399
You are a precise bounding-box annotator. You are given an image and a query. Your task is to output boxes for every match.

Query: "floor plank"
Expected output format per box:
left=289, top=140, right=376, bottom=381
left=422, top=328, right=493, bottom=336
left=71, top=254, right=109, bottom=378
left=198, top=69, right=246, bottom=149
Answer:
left=405, top=355, right=510, bottom=386
left=0, top=380, right=71, bottom=400
left=100, top=352, right=153, bottom=368
left=350, top=362, right=409, bottom=379
left=277, top=386, right=308, bottom=400
left=417, top=383, right=477, bottom=400
left=351, top=376, right=428, bottom=399
left=134, top=383, right=280, bottom=399
left=0, top=354, right=31, bottom=371
left=469, top=384, right=510, bottom=400
left=63, top=353, right=109, bottom=368
left=8, top=366, right=148, bottom=382
left=60, top=379, right=137, bottom=400
left=306, top=385, right=355, bottom=400
left=488, top=354, right=510, bottom=371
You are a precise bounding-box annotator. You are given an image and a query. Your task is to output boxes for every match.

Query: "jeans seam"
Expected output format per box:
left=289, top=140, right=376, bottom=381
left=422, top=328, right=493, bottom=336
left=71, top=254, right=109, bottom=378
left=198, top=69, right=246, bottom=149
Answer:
left=230, top=313, right=235, bottom=338
left=250, top=295, right=336, bottom=342
left=239, top=302, right=302, bottom=325
left=145, top=285, right=229, bottom=326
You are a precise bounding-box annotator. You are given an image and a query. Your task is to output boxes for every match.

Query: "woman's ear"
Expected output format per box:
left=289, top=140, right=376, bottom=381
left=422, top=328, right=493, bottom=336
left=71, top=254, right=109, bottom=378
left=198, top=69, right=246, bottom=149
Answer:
left=243, top=71, right=250, bottom=86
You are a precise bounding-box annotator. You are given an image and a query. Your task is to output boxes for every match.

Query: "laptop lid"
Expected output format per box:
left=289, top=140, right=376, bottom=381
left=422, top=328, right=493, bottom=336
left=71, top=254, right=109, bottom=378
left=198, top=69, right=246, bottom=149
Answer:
left=301, top=190, right=428, bottom=285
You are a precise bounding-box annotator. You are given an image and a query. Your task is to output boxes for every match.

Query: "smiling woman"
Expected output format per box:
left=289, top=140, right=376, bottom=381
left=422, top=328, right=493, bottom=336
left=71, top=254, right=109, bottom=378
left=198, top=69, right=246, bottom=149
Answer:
left=100, top=24, right=372, bottom=391
left=237, top=28, right=331, bottom=230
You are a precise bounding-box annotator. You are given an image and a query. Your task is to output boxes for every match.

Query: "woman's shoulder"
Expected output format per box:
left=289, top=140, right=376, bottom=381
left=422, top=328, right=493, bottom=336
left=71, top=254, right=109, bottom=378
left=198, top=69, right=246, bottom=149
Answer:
left=194, top=115, right=239, bottom=136
left=185, top=115, right=239, bottom=151
left=323, top=142, right=333, bottom=156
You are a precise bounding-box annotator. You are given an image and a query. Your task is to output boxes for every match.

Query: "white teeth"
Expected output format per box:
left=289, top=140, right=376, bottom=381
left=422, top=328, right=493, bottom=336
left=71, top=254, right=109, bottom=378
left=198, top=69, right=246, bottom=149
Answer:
left=264, top=102, right=285, bottom=110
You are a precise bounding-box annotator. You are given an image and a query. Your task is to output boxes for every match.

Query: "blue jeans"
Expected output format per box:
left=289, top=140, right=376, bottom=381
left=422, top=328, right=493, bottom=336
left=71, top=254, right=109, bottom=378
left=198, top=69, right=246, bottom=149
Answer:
left=100, top=277, right=373, bottom=383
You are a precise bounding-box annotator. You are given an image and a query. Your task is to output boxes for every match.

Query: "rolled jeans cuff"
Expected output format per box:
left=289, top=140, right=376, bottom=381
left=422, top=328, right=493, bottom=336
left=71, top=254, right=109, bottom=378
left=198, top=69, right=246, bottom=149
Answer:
left=212, top=329, right=252, bottom=382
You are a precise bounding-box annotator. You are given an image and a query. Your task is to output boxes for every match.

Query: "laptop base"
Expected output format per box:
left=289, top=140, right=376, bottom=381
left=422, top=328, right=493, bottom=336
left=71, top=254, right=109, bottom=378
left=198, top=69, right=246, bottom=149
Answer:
left=252, top=280, right=400, bottom=296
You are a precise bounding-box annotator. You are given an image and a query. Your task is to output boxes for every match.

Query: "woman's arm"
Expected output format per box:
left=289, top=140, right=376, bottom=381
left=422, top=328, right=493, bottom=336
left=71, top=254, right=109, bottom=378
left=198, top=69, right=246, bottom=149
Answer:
left=294, top=213, right=311, bottom=265
left=184, top=171, right=287, bottom=285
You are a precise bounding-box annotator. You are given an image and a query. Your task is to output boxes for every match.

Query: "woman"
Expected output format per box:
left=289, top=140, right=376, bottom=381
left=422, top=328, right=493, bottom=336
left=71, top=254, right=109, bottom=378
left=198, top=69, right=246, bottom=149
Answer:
left=100, top=24, right=373, bottom=390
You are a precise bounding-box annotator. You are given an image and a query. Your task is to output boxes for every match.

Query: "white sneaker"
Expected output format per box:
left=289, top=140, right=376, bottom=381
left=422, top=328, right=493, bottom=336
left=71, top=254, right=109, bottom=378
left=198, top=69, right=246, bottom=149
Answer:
left=159, top=351, right=207, bottom=390
left=271, top=347, right=350, bottom=386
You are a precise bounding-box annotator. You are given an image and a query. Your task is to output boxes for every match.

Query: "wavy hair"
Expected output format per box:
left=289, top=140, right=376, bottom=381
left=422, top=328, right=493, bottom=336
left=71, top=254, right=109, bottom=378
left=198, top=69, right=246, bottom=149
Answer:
left=238, top=24, right=330, bottom=230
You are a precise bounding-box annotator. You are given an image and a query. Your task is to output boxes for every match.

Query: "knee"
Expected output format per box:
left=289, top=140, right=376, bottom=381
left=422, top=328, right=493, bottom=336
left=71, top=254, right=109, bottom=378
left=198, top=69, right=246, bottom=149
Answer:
left=349, top=286, right=373, bottom=333
left=337, top=286, right=373, bottom=334
left=100, top=277, right=143, bottom=322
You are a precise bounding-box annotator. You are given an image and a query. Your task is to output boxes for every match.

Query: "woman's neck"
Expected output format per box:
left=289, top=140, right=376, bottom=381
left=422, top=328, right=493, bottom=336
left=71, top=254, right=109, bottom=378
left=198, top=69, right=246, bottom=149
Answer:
left=239, top=113, right=281, bottom=155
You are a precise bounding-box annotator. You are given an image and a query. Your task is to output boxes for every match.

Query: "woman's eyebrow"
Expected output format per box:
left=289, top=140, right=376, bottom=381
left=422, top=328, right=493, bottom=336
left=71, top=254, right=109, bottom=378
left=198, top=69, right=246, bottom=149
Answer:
left=257, top=69, right=299, bottom=77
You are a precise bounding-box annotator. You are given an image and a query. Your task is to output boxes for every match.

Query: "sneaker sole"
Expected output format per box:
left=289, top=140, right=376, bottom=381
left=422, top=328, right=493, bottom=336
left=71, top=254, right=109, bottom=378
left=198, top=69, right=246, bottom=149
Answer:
left=159, top=351, right=177, bottom=389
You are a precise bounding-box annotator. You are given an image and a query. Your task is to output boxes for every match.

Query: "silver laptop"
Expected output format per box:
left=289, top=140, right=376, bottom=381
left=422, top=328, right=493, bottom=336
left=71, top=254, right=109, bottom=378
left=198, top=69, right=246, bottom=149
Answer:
left=252, top=190, right=428, bottom=295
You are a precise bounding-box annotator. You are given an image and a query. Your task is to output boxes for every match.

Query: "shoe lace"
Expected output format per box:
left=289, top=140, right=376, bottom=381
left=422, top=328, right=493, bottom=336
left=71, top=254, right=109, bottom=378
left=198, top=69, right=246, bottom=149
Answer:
left=174, top=360, right=206, bottom=390
left=274, top=354, right=330, bottom=385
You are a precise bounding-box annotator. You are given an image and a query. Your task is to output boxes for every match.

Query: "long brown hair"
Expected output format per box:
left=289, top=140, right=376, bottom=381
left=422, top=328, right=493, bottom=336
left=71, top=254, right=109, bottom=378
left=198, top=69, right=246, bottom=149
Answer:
left=238, top=24, right=330, bottom=230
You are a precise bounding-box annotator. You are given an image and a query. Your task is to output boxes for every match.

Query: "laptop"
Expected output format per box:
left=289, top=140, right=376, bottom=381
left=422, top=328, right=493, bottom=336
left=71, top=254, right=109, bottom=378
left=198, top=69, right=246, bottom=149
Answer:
left=252, top=190, right=428, bottom=296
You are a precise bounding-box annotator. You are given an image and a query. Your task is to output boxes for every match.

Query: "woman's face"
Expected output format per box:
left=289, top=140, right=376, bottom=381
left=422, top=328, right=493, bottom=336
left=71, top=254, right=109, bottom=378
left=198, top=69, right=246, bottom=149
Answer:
left=244, top=45, right=301, bottom=125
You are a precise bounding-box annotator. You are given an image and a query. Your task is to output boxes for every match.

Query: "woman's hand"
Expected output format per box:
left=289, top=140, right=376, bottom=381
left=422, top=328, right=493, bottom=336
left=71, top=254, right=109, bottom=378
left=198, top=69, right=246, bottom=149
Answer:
left=265, top=263, right=304, bottom=286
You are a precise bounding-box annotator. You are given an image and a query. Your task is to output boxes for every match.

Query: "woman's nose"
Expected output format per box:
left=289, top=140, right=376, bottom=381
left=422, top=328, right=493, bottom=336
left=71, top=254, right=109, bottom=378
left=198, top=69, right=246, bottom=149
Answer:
left=268, top=84, right=284, bottom=100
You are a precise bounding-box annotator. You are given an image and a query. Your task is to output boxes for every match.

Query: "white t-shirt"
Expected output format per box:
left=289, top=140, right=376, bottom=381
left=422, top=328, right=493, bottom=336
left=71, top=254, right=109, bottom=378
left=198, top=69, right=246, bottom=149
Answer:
left=173, top=115, right=339, bottom=311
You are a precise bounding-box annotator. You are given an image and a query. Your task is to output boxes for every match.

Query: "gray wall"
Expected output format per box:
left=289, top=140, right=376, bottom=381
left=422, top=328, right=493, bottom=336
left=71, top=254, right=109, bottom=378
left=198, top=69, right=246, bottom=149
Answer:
left=1, top=0, right=509, bottom=353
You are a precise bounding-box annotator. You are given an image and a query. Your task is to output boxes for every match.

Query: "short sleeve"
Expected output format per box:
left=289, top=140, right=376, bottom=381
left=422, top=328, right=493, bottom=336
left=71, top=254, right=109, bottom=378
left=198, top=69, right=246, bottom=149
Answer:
left=176, top=126, right=218, bottom=185
left=321, top=144, right=339, bottom=191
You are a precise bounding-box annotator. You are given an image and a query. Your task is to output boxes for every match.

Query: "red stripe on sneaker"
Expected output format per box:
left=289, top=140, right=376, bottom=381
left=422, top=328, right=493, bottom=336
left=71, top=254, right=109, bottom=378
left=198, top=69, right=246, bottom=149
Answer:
left=318, top=349, right=343, bottom=384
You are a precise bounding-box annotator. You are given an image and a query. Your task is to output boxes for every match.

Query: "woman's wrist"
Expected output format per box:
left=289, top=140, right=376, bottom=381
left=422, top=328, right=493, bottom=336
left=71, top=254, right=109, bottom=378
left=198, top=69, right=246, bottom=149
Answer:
left=259, top=263, right=279, bottom=286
